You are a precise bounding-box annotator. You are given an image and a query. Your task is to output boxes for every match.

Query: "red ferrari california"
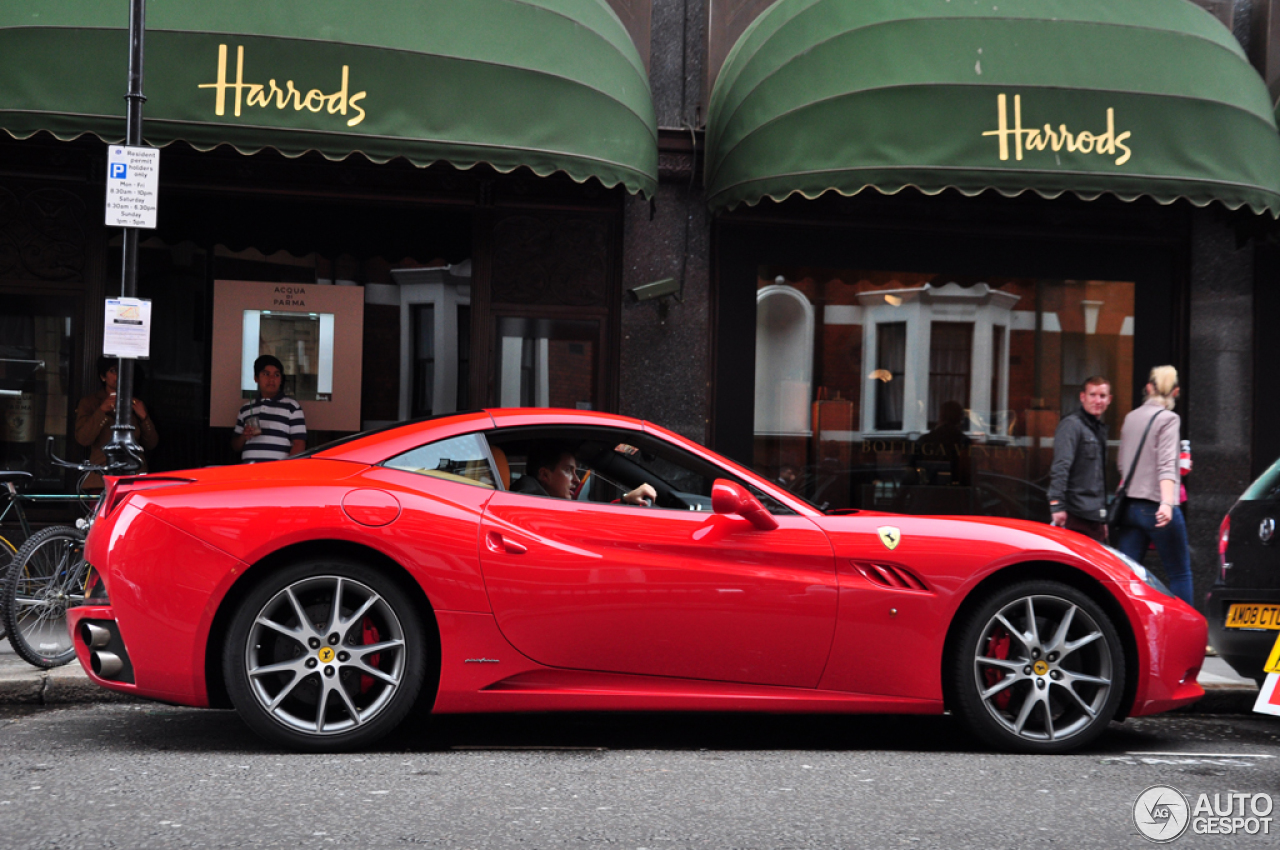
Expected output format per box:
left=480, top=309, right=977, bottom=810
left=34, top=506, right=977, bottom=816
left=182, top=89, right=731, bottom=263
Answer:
left=70, top=409, right=1206, bottom=753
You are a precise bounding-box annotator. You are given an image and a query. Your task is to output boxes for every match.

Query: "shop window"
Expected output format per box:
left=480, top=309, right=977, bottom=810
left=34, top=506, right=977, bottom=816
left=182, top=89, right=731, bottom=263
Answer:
left=390, top=264, right=472, bottom=421
left=0, top=293, right=78, bottom=489
left=411, top=303, right=436, bottom=417
left=241, top=310, right=334, bottom=402
left=494, top=316, right=599, bottom=410
left=754, top=284, right=814, bottom=435
left=753, top=270, right=1134, bottom=520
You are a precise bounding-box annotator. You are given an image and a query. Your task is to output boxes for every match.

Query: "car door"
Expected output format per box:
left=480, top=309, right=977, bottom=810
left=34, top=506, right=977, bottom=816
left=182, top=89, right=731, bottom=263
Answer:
left=479, top=490, right=838, bottom=688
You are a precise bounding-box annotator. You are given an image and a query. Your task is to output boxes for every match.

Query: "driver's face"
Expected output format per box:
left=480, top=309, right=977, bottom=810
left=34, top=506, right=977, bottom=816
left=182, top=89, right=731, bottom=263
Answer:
left=538, top=453, right=580, bottom=499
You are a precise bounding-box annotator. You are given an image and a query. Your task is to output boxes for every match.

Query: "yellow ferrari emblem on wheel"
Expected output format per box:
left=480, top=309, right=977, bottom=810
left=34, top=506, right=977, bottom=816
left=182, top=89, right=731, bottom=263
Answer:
left=317, top=646, right=335, bottom=664
left=877, top=526, right=902, bottom=550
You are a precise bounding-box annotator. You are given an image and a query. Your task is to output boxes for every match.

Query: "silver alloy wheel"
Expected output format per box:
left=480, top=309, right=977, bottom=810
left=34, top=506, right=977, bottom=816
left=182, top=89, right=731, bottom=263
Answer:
left=244, top=575, right=408, bottom=736
left=971, top=593, right=1114, bottom=743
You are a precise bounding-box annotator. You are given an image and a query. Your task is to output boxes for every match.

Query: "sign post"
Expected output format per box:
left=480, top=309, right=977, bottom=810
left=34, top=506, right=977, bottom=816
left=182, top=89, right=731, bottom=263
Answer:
left=101, top=0, right=152, bottom=475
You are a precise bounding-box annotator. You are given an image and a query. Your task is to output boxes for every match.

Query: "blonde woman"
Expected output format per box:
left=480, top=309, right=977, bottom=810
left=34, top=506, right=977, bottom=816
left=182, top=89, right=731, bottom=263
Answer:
left=1114, top=366, right=1193, bottom=606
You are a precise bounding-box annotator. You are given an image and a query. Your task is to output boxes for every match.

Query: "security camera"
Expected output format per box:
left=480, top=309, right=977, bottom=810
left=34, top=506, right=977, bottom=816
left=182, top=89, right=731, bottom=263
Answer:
left=626, top=277, right=680, bottom=303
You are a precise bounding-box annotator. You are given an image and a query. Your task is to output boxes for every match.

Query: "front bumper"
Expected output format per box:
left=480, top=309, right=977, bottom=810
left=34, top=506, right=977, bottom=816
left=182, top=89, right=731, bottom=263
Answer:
left=1124, top=582, right=1208, bottom=717
left=1206, top=585, right=1277, bottom=684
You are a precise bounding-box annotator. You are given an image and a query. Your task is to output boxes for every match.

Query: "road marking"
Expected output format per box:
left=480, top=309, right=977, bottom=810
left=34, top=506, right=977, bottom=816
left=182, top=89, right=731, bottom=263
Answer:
left=1125, top=751, right=1274, bottom=758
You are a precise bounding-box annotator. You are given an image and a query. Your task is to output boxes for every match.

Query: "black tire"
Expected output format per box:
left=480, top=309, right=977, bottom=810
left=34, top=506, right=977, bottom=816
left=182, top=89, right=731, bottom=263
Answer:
left=2, top=525, right=86, bottom=668
left=0, top=533, right=17, bottom=642
left=223, top=559, right=428, bottom=752
left=952, top=580, right=1125, bottom=754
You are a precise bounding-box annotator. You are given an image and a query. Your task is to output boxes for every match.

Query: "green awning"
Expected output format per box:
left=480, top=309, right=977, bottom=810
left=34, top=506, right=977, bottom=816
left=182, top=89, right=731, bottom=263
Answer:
left=0, top=0, right=657, bottom=197
left=706, top=0, right=1280, bottom=215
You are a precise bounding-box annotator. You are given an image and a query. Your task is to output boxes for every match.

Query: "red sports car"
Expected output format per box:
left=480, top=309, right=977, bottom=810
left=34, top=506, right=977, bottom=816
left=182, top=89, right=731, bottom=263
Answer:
left=70, top=409, right=1206, bottom=753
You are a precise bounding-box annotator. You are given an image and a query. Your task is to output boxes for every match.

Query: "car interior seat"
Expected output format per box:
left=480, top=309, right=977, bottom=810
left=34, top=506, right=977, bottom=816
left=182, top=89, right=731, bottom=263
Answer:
left=490, top=445, right=511, bottom=490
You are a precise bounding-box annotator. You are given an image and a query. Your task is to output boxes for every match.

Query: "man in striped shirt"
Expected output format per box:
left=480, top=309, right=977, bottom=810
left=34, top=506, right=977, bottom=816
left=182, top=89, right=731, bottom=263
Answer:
left=231, top=354, right=307, bottom=462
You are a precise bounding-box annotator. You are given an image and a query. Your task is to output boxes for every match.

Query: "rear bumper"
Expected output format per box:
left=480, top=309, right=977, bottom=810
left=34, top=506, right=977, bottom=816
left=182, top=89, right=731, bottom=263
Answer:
left=67, top=606, right=142, bottom=699
left=1206, top=586, right=1277, bottom=684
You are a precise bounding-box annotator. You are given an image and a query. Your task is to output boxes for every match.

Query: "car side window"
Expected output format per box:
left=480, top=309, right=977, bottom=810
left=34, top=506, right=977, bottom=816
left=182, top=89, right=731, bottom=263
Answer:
left=489, top=427, right=797, bottom=514
left=383, top=433, right=496, bottom=489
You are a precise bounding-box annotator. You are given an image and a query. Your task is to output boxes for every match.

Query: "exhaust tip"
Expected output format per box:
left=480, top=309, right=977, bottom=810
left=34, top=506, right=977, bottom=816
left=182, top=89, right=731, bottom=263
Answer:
left=91, top=651, right=123, bottom=679
left=80, top=622, right=112, bottom=649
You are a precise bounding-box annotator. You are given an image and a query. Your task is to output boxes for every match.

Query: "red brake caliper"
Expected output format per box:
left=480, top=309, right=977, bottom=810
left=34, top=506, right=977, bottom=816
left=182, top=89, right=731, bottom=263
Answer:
left=983, top=628, right=1013, bottom=710
left=360, top=617, right=382, bottom=694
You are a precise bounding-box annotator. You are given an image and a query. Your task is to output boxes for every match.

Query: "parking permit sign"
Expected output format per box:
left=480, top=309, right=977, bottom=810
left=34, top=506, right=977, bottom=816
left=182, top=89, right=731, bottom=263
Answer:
left=105, top=145, right=160, bottom=228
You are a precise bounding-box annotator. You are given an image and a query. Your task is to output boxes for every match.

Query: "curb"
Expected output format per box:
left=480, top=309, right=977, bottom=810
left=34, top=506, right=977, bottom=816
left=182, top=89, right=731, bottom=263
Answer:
left=0, top=663, right=136, bottom=706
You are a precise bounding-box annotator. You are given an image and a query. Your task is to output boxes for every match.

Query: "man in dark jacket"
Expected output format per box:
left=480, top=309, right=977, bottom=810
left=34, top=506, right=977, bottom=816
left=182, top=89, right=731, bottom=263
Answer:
left=1048, top=376, right=1112, bottom=541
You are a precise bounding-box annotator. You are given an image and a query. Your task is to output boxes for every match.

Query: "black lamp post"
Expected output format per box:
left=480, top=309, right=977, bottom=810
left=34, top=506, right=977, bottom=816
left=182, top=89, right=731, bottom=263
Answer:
left=101, top=0, right=147, bottom=475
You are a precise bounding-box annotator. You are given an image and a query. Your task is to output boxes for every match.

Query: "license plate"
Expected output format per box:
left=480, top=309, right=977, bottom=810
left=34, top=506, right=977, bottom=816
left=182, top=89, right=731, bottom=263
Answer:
left=1224, top=603, right=1280, bottom=629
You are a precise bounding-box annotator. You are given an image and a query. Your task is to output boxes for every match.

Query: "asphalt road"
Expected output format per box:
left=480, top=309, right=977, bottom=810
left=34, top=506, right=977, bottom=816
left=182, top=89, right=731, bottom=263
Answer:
left=0, top=702, right=1277, bottom=849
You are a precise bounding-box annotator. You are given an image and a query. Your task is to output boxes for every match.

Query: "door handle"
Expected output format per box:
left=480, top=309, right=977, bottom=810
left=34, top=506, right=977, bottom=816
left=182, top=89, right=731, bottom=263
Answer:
left=485, top=531, right=528, bottom=555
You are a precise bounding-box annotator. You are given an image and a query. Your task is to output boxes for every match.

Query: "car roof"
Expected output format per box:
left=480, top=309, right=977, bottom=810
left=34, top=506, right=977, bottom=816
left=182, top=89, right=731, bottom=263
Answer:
left=310, top=408, right=645, bottom=466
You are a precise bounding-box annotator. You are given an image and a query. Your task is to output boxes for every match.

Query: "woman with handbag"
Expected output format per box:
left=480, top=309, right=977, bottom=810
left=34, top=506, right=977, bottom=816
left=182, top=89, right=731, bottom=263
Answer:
left=1113, top=365, right=1193, bottom=606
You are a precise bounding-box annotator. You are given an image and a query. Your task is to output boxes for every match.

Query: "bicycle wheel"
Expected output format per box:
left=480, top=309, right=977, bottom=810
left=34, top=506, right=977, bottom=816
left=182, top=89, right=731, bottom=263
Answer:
left=2, top=525, right=86, bottom=668
left=0, top=533, right=16, bottom=642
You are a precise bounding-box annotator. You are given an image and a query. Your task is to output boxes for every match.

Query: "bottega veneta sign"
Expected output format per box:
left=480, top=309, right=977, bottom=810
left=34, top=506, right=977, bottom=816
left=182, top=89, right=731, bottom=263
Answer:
left=199, top=44, right=367, bottom=127
left=983, top=93, right=1132, bottom=166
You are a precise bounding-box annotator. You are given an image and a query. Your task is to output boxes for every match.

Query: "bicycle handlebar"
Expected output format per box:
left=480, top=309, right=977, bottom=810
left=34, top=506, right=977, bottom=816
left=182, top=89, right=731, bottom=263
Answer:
left=44, top=436, right=138, bottom=477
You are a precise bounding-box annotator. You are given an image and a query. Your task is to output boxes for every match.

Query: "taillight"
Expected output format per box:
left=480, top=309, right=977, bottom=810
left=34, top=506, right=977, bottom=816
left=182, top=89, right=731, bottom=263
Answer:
left=100, top=476, right=193, bottom=518
left=1218, top=513, right=1231, bottom=581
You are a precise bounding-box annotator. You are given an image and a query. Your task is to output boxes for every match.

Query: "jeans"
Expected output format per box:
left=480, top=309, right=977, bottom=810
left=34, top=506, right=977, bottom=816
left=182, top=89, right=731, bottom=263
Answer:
left=1115, top=498, right=1194, bottom=607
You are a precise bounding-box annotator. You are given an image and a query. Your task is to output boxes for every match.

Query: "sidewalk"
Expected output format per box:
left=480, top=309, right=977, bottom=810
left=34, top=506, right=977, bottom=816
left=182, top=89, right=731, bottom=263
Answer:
left=0, top=637, right=1264, bottom=712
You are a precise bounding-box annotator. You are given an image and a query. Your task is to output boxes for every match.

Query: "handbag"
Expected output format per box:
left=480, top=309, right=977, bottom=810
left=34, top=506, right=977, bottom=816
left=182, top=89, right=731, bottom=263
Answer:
left=1107, top=410, right=1165, bottom=537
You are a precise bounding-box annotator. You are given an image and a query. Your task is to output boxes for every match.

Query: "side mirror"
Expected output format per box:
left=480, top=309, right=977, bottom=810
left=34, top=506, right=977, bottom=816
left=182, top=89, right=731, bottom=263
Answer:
left=711, top=479, right=779, bottom=530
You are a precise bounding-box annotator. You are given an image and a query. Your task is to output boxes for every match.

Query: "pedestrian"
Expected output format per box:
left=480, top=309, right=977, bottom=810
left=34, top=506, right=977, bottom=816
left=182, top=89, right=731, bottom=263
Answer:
left=74, top=356, right=158, bottom=490
left=231, top=354, right=306, bottom=462
left=1114, top=365, right=1194, bottom=606
left=1048, top=376, right=1111, bottom=542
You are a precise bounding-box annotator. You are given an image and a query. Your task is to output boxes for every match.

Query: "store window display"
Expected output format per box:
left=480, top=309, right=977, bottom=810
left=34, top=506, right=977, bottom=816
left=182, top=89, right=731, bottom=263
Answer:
left=753, top=270, right=1134, bottom=520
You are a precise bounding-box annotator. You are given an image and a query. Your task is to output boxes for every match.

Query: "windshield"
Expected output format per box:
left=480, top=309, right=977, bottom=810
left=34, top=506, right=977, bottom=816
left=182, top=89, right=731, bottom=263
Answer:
left=1242, top=456, right=1280, bottom=501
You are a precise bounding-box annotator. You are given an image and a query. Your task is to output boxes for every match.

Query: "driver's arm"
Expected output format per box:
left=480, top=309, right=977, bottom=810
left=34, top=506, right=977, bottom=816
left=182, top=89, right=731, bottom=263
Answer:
left=620, top=483, right=657, bottom=506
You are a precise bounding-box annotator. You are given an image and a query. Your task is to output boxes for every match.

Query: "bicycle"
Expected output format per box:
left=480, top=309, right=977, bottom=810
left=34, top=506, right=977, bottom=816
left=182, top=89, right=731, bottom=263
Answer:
left=2, top=448, right=112, bottom=668
left=0, top=470, right=96, bottom=643
left=0, top=470, right=36, bottom=642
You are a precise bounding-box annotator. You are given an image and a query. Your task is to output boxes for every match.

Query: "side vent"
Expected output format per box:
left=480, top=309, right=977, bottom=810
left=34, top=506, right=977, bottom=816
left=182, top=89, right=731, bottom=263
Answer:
left=851, top=560, right=930, bottom=592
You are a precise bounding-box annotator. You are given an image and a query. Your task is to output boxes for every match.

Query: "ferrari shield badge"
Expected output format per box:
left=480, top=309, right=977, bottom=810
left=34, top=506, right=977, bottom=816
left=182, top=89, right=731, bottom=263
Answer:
left=877, top=526, right=902, bottom=550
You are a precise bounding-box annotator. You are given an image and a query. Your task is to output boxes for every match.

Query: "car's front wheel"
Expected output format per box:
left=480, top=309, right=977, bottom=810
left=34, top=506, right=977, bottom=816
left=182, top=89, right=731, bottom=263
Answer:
left=952, top=580, right=1125, bottom=754
left=224, top=560, right=426, bottom=751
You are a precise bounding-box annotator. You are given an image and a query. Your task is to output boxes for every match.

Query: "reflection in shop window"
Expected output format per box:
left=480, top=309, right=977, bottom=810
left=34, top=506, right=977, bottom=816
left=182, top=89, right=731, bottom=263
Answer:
left=753, top=270, right=1134, bottom=521
left=929, top=322, right=973, bottom=426
left=873, top=322, right=905, bottom=431
left=755, top=284, right=813, bottom=435
left=494, top=316, right=598, bottom=410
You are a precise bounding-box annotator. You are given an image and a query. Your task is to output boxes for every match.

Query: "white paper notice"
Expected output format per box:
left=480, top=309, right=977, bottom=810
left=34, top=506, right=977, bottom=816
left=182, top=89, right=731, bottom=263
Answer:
left=103, top=298, right=152, bottom=359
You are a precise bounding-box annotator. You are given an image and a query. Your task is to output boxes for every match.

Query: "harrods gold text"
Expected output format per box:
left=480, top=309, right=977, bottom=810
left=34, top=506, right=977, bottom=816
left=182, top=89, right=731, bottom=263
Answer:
left=199, top=44, right=366, bottom=127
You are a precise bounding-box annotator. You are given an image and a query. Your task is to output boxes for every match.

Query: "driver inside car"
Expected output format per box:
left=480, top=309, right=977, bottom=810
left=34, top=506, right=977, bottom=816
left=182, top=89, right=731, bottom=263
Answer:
left=514, top=444, right=657, bottom=506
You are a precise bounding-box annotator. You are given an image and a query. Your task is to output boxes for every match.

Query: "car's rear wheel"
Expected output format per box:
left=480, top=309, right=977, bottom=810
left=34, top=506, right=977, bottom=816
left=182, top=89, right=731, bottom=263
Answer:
left=223, top=560, right=426, bottom=751
left=952, top=580, right=1125, bottom=754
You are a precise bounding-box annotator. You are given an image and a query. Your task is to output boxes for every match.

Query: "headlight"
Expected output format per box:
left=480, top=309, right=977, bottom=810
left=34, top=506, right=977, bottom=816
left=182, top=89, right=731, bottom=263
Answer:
left=1108, top=546, right=1173, bottom=597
